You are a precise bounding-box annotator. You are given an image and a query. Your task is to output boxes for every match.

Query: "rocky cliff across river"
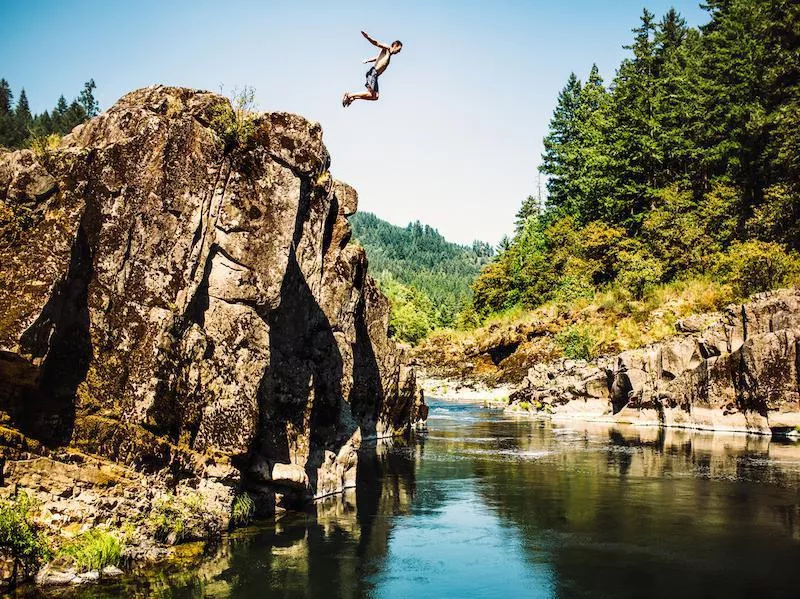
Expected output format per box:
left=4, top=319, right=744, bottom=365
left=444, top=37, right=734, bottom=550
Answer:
left=0, top=86, right=426, bottom=551
left=508, top=289, right=800, bottom=435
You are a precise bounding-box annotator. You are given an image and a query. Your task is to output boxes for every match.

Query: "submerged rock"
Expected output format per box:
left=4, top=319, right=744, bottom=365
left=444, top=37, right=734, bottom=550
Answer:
left=0, top=86, right=425, bottom=546
left=509, top=289, right=800, bottom=434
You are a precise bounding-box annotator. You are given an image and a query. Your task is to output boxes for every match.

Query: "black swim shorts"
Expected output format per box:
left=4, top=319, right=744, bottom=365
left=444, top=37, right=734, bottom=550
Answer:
left=365, top=67, right=379, bottom=93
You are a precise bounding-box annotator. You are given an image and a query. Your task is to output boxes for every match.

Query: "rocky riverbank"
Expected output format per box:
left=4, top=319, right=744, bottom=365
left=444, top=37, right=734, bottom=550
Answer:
left=508, top=289, right=800, bottom=435
left=0, top=86, right=425, bottom=588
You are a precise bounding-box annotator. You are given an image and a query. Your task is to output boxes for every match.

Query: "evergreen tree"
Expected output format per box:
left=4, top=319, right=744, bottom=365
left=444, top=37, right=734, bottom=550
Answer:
left=698, top=0, right=770, bottom=207
left=607, top=9, right=660, bottom=230
left=60, top=100, right=88, bottom=134
left=540, top=73, right=582, bottom=215
left=13, top=89, right=32, bottom=147
left=52, top=95, right=69, bottom=134
left=653, top=9, right=700, bottom=186
left=514, top=195, right=541, bottom=232
left=0, top=79, right=12, bottom=115
left=78, top=79, right=99, bottom=118
left=14, top=89, right=31, bottom=123
left=0, top=79, right=13, bottom=148
left=572, top=64, right=613, bottom=222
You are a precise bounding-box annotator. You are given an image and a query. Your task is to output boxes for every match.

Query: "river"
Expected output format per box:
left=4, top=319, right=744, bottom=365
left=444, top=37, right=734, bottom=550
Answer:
left=46, top=398, right=800, bottom=598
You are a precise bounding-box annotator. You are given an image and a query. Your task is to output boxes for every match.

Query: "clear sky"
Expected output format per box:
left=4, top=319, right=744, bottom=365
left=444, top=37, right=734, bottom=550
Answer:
left=2, top=1, right=709, bottom=245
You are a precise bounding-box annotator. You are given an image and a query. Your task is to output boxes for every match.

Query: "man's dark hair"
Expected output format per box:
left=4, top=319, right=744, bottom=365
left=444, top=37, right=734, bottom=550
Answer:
left=393, top=40, right=403, bottom=48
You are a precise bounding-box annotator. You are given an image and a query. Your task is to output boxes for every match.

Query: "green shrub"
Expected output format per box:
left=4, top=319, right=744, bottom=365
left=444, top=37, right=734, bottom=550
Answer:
left=148, top=492, right=218, bottom=544
left=616, top=248, right=665, bottom=300
left=59, top=528, right=122, bottom=573
left=0, top=493, right=50, bottom=582
left=713, top=240, right=800, bottom=297
left=149, top=494, right=186, bottom=543
left=553, top=274, right=594, bottom=304
left=555, top=325, right=598, bottom=360
left=231, top=493, right=255, bottom=528
left=210, top=86, right=257, bottom=150
left=27, top=131, right=61, bottom=159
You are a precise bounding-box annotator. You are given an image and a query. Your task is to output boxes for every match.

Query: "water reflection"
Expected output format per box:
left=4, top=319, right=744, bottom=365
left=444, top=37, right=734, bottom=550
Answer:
left=24, top=401, right=800, bottom=599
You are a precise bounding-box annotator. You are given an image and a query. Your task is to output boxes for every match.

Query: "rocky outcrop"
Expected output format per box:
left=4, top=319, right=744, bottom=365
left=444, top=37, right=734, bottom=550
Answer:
left=0, top=86, right=424, bottom=541
left=411, top=314, right=561, bottom=387
left=509, top=289, right=800, bottom=434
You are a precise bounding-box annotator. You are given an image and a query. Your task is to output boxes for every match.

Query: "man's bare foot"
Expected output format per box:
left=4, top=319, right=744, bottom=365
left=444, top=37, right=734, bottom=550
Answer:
left=342, top=93, right=351, bottom=107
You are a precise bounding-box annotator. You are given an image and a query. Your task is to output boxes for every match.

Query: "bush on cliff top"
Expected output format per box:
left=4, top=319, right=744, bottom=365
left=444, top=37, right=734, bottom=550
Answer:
left=210, top=86, right=257, bottom=150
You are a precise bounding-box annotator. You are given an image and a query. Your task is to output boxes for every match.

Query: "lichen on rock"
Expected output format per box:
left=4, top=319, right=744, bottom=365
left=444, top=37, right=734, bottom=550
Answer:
left=0, top=85, right=425, bottom=572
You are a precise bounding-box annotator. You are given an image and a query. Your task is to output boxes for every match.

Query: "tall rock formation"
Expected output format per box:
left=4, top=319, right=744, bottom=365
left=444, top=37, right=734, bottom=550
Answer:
left=0, top=86, right=425, bottom=532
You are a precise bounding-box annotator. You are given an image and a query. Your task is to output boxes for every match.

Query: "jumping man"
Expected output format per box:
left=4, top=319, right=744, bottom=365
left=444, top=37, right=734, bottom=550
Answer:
left=342, top=31, right=403, bottom=107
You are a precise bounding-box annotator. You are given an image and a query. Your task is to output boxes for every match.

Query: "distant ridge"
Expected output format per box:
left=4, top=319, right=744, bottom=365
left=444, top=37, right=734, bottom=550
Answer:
left=349, top=211, right=493, bottom=340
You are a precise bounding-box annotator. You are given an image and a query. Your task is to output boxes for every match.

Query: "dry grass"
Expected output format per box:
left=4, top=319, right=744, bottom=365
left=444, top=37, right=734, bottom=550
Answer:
left=422, top=278, right=738, bottom=359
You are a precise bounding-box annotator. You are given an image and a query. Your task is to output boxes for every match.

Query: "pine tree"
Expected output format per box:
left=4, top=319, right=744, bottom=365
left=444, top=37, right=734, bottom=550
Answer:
left=607, top=9, right=660, bottom=230
left=15, top=89, right=31, bottom=123
left=540, top=73, right=582, bottom=215
left=52, top=95, right=69, bottom=134
left=572, top=64, right=614, bottom=222
left=0, top=79, right=13, bottom=148
left=698, top=0, right=770, bottom=208
left=0, top=79, right=12, bottom=115
left=12, top=89, right=32, bottom=147
left=653, top=9, right=700, bottom=187
left=514, top=195, right=541, bottom=232
left=78, top=79, right=99, bottom=118
left=60, top=100, right=88, bottom=135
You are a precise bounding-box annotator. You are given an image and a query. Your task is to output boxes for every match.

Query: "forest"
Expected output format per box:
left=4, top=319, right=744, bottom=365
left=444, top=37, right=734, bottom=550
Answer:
left=472, top=0, right=800, bottom=317
left=349, top=211, right=493, bottom=342
left=0, top=78, right=99, bottom=150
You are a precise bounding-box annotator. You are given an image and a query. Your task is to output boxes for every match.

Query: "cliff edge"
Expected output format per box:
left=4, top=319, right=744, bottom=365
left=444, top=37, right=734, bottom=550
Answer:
left=0, top=86, right=425, bottom=542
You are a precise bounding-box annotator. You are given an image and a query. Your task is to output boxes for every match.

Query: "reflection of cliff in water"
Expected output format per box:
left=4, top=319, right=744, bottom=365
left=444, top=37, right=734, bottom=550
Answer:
left=465, top=418, right=800, bottom=599
left=47, top=439, right=420, bottom=599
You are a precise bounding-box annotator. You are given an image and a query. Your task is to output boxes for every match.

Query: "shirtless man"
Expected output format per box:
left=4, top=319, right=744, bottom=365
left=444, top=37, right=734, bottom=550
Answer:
left=342, top=31, right=402, bottom=107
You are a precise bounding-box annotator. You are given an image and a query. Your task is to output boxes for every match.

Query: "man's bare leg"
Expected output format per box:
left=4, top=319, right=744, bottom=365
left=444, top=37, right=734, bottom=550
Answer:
left=343, top=89, right=379, bottom=106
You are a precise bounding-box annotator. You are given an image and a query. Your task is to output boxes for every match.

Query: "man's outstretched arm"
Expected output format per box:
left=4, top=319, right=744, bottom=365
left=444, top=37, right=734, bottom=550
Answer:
left=363, top=55, right=378, bottom=64
left=361, top=30, right=389, bottom=50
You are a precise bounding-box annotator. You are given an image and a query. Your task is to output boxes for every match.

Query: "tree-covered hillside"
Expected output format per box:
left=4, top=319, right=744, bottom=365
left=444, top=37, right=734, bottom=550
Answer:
left=473, top=0, right=800, bottom=316
left=0, top=79, right=99, bottom=150
left=350, top=211, right=493, bottom=342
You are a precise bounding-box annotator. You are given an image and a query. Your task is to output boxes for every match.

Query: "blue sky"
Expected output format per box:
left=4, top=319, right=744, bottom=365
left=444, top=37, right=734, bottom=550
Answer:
left=2, top=1, right=709, bottom=245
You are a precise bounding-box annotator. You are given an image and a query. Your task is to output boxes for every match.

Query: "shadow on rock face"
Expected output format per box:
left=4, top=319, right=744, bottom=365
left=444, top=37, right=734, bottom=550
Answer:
left=349, top=289, right=383, bottom=441
left=2, top=221, right=94, bottom=447
left=252, top=249, right=346, bottom=489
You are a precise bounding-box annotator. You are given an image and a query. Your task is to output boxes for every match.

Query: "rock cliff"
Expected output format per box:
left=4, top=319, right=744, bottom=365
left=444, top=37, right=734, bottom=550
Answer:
left=0, top=86, right=425, bottom=537
left=508, top=289, right=800, bottom=434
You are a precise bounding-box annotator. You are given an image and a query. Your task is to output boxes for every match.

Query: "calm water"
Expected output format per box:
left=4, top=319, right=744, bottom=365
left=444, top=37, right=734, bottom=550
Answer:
left=38, top=399, right=800, bottom=598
